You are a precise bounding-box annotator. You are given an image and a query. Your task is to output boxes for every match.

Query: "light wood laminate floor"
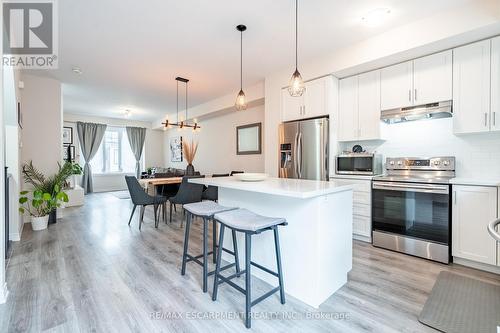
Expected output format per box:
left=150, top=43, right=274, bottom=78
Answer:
left=0, top=192, right=499, bottom=332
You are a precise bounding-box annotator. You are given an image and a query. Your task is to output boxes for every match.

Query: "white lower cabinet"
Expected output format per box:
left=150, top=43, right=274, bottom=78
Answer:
left=332, top=177, right=372, bottom=241
left=452, top=185, right=498, bottom=266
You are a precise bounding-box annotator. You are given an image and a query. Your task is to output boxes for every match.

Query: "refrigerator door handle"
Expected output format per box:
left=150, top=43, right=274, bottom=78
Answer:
left=293, top=132, right=299, bottom=177
left=297, top=132, right=303, bottom=178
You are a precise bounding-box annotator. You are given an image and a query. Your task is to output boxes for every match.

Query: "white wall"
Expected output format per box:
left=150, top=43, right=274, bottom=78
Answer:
left=21, top=75, right=63, bottom=178
left=163, top=104, right=265, bottom=175
left=3, top=66, right=22, bottom=240
left=63, top=113, right=164, bottom=192
left=339, top=118, right=500, bottom=179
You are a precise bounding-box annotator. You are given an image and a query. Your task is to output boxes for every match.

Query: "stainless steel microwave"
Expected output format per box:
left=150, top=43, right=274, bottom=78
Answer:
left=336, top=153, right=383, bottom=175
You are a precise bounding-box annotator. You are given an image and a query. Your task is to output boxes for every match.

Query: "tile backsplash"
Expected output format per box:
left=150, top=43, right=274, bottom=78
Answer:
left=339, top=118, right=500, bottom=178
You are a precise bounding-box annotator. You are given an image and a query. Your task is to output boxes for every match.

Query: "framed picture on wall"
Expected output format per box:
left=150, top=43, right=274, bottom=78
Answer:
left=63, top=145, right=75, bottom=162
left=63, top=127, right=73, bottom=145
left=236, top=122, right=262, bottom=155
left=170, top=136, right=183, bottom=162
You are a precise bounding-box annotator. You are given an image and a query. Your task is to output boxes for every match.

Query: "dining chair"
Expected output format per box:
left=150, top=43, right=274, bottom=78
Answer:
left=125, top=176, right=168, bottom=230
left=202, top=173, right=229, bottom=202
left=168, top=175, right=205, bottom=225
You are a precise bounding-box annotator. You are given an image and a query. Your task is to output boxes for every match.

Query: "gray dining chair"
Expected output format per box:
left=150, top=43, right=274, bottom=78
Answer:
left=168, top=175, right=205, bottom=225
left=202, top=173, right=229, bottom=202
left=125, top=176, right=168, bottom=230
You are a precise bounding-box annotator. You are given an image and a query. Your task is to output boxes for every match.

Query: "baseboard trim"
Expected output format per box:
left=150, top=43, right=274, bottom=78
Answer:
left=353, top=234, right=371, bottom=243
left=0, top=282, right=9, bottom=304
left=9, top=232, right=20, bottom=241
left=453, top=257, right=500, bottom=275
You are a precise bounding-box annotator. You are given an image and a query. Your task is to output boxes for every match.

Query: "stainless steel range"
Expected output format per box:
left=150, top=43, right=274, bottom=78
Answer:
left=371, top=157, right=456, bottom=264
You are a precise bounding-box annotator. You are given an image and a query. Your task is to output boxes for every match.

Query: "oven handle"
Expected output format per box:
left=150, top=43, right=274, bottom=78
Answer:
left=372, top=181, right=449, bottom=194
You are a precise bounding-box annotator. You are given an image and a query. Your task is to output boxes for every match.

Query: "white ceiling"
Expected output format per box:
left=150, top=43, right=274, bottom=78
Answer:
left=30, top=0, right=471, bottom=121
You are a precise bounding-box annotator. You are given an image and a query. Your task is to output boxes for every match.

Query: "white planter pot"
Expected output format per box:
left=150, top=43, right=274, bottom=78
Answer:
left=31, top=215, right=49, bottom=231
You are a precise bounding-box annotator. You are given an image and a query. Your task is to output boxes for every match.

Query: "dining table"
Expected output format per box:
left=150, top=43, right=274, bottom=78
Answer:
left=139, top=177, right=183, bottom=195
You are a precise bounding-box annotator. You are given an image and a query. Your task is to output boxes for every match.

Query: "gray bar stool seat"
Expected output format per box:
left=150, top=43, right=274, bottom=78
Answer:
left=212, top=208, right=287, bottom=329
left=181, top=201, right=241, bottom=293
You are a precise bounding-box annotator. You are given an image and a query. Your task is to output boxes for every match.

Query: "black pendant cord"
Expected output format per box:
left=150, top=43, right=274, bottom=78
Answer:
left=185, top=81, right=188, bottom=122
left=176, top=80, right=179, bottom=123
left=240, top=29, right=243, bottom=91
left=295, top=0, right=298, bottom=71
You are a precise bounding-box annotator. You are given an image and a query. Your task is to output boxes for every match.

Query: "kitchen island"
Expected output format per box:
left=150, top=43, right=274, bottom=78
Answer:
left=189, top=176, right=353, bottom=308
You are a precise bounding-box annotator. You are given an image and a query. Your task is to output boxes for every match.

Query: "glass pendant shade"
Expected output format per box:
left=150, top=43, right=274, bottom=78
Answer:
left=288, top=69, right=305, bottom=97
left=235, top=89, right=247, bottom=111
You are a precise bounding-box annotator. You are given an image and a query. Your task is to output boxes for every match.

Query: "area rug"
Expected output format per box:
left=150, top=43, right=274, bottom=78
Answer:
left=112, top=191, right=131, bottom=199
left=419, top=271, right=500, bottom=333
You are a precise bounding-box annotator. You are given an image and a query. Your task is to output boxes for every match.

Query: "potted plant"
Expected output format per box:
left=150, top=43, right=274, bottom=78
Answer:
left=183, top=140, right=199, bottom=176
left=21, top=161, right=76, bottom=224
left=19, top=186, right=68, bottom=231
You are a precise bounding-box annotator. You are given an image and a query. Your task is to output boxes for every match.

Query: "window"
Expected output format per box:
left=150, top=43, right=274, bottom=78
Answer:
left=89, top=127, right=143, bottom=174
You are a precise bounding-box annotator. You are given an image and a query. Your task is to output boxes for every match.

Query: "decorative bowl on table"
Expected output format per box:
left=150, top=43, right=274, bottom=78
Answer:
left=233, top=173, right=269, bottom=182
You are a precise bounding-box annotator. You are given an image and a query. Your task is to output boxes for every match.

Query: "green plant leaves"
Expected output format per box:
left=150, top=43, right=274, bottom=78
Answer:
left=19, top=197, right=28, bottom=204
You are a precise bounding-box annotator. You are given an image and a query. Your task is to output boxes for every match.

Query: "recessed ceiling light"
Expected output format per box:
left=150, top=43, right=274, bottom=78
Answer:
left=72, top=66, right=83, bottom=74
left=361, top=8, right=391, bottom=27
left=124, top=109, right=131, bottom=117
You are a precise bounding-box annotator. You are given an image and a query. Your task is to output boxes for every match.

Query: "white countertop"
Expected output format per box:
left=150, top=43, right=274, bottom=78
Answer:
left=450, top=177, right=500, bottom=186
left=189, top=177, right=353, bottom=199
left=330, top=174, right=380, bottom=181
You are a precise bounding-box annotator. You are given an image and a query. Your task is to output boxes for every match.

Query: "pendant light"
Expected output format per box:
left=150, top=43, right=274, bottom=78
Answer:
left=288, top=0, right=305, bottom=97
left=235, top=24, right=247, bottom=111
left=162, top=77, right=200, bottom=131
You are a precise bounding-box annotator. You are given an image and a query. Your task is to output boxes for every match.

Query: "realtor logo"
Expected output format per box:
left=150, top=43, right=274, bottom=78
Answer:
left=3, top=0, right=58, bottom=69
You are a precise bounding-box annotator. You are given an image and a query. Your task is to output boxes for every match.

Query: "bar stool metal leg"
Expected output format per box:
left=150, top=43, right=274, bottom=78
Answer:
left=245, top=233, right=252, bottom=329
left=181, top=212, right=192, bottom=275
left=274, top=227, right=285, bottom=304
left=212, top=224, right=225, bottom=301
left=232, top=230, right=241, bottom=276
left=212, top=220, right=217, bottom=263
left=202, top=217, right=209, bottom=292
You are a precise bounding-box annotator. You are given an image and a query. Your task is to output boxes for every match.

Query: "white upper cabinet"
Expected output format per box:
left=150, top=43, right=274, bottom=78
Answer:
left=281, top=89, right=303, bottom=122
left=413, top=50, right=452, bottom=105
left=358, top=70, right=382, bottom=141
left=491, top=36, right=500, bottom=132
left=338, top=76, right=359, bottom=141
left=453, top=39, right=491, bottom=134
left=281, top=76, right=332, bottom=122
left=303, top=77, right=329, bottom=119
left=338, top=70, right=382, bottom=142
left=452, top=185, right=498, bottom=266
left=380, top=61, right=413, bottom=110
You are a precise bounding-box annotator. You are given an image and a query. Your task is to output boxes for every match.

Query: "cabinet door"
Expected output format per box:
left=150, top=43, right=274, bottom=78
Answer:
left=452, top=185, right=497, bottom=265
left=453, top=40, right=491, bottom=134
left=338, top=76, right=359, bottom=141
left=281, top=88, right=303, bottom=122
left=358, top=70, right=381, bottom=141
left=413, top=50, right=452, bottom=105
left=303, top=77, right=329, bottom=118
left=380, top=61, right=413, bottom=110
left=491, top=37, right=500, bottom=132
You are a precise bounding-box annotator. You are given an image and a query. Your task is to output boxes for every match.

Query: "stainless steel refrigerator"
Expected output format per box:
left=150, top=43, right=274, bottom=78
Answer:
left=279, top=117, right=329, bottom=181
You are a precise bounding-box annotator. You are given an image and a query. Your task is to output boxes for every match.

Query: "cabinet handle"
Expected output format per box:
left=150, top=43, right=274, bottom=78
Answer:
left=408, top=90, right=411, bottom=102
left=302, top=105, right=305, bottom=115
left=414, top=89, right=417, bottom=102
left=484, top=113, right=488, bottom=127
left=454, top=191, right=457, bottom=205
left=494, top=112, right=496, bottom=127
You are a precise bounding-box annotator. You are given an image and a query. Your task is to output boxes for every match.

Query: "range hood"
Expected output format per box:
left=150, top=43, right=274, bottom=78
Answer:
left=381, top=101, right=452, bottom=124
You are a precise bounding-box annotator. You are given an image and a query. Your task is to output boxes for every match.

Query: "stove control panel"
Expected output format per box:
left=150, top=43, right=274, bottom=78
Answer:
left=386, top=157, right=455, bottom=171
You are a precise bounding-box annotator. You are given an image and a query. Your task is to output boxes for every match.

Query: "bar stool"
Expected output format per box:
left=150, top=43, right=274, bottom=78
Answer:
left=212, top=208, right=287, bottom=329
left=181, top=201, right=240, bottom=293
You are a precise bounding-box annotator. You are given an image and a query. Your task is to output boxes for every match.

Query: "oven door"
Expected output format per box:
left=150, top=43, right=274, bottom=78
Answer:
left=372, top=181, right=450, bottom=245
